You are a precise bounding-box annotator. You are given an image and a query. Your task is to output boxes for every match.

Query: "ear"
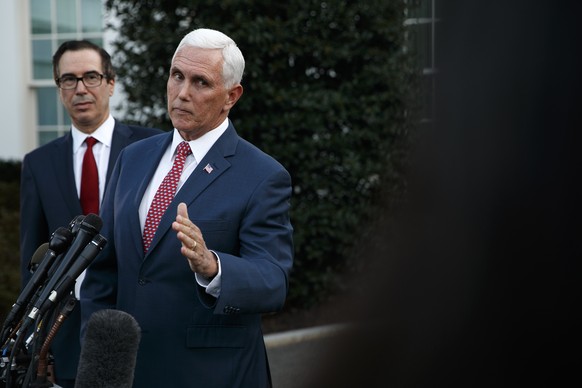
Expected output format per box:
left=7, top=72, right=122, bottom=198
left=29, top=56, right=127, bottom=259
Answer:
left=108, top=78, right=116, bottom=97
left=224, top=84, right=243, bottom=110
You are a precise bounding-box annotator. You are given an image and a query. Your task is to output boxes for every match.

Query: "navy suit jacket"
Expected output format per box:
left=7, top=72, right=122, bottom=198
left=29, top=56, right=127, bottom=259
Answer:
left=80, top=122, right=293, bottom=387
left=19, top=120, right=162, bottom=381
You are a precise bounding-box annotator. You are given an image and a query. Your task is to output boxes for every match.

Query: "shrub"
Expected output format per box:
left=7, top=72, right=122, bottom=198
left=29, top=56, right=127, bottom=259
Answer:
left=0, top=161, right=21, bottom=321
left=105, top=0, right=419, bottom=309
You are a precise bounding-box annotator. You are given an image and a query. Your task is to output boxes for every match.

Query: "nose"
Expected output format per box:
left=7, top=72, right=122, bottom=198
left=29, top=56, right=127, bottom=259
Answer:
left=75, top=79, right=88, bottom=94
left=177, top=81, right=190, bottom=100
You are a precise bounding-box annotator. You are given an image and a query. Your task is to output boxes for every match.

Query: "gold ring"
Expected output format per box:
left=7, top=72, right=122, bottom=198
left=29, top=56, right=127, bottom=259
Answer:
left=191, top=240, right=197, bottom=250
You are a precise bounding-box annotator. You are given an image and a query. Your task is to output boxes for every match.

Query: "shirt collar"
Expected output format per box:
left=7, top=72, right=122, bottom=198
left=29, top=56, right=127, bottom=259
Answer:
left=71, top=115, right=115, bottom=152
left=171, top=117, right=229, bottom=163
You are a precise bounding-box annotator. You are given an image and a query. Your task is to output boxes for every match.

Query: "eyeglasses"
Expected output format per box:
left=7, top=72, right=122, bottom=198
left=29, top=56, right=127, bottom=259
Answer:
left=56, top=72, right=106, bottom=90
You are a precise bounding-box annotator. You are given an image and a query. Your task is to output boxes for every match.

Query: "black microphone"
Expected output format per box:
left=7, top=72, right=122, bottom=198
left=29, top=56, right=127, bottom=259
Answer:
left=27, top=242, right=49, bottom=274
left=26, top=214, right=103, bottom=323
left=47, top=234, right=107, bottom=307
left=1, top=244, right=47, bottom=343
left=68, top=214, right=86, bottom=235
left=75, top=309, right=141, bottom=388
left=27, top=226, right=74, bottom=273
left=20, top=227, right=74, bottom=301
left=1, top=227, right=74, bottom=340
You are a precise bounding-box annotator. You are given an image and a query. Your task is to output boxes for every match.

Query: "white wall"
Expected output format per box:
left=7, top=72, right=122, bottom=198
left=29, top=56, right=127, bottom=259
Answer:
left=0, top=1, right=123, bottom=162
left=0, top=0, right=31, bottom=161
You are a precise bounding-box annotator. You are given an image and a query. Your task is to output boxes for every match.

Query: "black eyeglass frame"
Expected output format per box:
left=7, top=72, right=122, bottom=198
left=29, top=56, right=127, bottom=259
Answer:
left=55, top=72, right=106, bottom=90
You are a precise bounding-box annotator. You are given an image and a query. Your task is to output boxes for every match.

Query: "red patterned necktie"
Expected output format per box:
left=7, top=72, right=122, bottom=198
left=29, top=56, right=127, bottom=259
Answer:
left=80, top=136, right=99, bottom=215
left=142, top=141, right=192, bottom=253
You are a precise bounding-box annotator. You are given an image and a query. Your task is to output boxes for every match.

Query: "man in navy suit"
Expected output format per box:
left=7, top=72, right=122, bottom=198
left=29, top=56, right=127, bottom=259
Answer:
left=19, top=40, right=161, bottom=387
left=80, top=28, right=294, bottom=387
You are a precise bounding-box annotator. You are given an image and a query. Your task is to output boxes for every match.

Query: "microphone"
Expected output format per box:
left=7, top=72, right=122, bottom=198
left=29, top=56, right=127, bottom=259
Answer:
left=75, top=309, right=141, bottom=388
left=26, top=214, right=103, bottom=323
left=27, top=226, right=74, bottom=273
left=1, top=244, right=47, bottom=344
left=1, top=227, right=74, bottom=341
left=68, top=214, right=86, bottom=235
left=48, top=234, right=107, bottom=306
left=20, top=227, right=74, bottom=302
left=27, top=242, right=49, bottom=273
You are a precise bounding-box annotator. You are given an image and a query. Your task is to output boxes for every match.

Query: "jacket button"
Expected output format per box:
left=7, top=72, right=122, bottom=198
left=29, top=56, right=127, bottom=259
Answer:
left=138, top=278, right=146, bottom=285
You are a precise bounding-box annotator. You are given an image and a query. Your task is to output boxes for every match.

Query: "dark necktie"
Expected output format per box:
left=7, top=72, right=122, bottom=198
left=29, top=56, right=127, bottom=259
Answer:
left=80, top=136, right=99, bottom=215
left=142, top=141, right=192, bottom=253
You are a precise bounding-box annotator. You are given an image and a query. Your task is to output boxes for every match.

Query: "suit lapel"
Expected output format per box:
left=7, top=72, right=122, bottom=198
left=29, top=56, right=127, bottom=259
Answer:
left=144, top=125, right=238, bottom=257
left=46, top=123, right=140, bottom=220
left=107, top=121, right=133, bottom=185
left=173, top=146, right=231, bottom=205
left=134, top=134, right=173, bottom=257
left=51, top=133, right=83, bottom=217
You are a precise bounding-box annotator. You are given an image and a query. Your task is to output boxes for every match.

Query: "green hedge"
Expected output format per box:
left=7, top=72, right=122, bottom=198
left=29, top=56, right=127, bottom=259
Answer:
left=2, top=1, right=420, bottom=319
left=0, top=160, right=21, bottom=322
left=105, top=0, right=419, bottom=309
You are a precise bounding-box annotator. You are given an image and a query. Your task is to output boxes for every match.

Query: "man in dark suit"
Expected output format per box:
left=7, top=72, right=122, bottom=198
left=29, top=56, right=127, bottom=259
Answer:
left=19, top=40, right=161, bottom=387
left=80, top=28, right=294, bottom=387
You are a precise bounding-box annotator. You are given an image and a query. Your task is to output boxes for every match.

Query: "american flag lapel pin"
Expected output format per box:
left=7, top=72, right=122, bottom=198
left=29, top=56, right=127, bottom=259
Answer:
left=203, top=163, right=214, bottom=174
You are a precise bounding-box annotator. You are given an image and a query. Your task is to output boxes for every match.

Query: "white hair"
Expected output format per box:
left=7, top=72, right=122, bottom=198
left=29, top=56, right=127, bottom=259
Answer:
left=172, top=28, right=245, bottom=88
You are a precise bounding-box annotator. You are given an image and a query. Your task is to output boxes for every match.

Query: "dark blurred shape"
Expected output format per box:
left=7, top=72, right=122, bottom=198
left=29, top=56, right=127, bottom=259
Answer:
left=75, top=309, right=141, bottom=388
left=305, top=1, right=581, bottom=387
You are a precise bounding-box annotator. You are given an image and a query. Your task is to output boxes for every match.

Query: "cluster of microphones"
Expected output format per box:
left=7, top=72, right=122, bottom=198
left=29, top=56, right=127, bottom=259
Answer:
left=0, top=214, right=141, bottom=388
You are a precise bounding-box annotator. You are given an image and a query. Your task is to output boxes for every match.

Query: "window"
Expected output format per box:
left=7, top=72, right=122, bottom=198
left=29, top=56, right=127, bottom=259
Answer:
left=405, top=0, right=440, bottom=124
left=29, top=0, right=104, bottom=145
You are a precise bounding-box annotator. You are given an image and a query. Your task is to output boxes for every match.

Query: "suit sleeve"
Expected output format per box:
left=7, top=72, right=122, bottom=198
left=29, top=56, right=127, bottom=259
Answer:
left=19, top=154, right=49, bottom=289
left=201, top=167, right=294, bottom=315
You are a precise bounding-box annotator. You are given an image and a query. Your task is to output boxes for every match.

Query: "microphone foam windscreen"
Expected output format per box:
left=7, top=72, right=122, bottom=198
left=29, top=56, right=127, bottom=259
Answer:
left=30, top=242, right=49, bottom=267
left=75, top=309, right=141, bottom=388
left=82, top=213, right=103, bottom=232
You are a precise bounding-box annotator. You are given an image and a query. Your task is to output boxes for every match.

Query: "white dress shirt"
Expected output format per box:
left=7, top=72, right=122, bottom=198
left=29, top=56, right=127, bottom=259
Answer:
left=71, top=114, right=115, bottom=297
left=71, top=115, right=115, bottom=204
left=138, top=118, right=229, bottom=297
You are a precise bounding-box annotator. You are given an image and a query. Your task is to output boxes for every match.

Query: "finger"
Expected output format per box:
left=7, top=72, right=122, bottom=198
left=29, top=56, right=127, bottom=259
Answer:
left=176, top=228, right=198, bottom=250
left=173, top=203, right=194, bottom=233
left=177, top=202, right=189, bottom=221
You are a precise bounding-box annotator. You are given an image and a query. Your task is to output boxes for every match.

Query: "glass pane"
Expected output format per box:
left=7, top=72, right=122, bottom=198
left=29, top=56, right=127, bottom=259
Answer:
left=37, top=87, right=59, bottom=126
left=81, top=0, right=103, bottom=33
left=409, top=23, right=432, bottom=70
left=408, top=0, right=432, bottom=19
left=435, top=0, right=443, bottom=20
left=32, top=40, right=54, bottom=79
left=38, top=130, right=60, bottom=146
left=86, top=38, right=104, bottom=47
left=30, top=0, right=52, bottom=34
left=420, top=73, right=435, bottom=121
left=56, top=0, right=78, bottom=33
left=59, top=103, right=72, bottom=126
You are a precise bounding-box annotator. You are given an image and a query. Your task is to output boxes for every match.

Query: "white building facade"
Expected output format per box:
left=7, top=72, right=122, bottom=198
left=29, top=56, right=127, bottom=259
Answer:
left=0, top=0, right=119, bottom=161
left=0, top=0, right=438, bottom=162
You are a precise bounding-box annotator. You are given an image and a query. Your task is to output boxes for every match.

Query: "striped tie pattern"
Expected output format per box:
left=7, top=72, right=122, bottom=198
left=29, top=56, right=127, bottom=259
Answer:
left=142, top=141, right=192, bottom=253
